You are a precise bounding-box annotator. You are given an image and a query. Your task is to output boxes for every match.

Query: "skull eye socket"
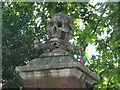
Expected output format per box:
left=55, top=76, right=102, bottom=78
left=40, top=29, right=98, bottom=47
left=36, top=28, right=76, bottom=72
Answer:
left=58, top=22, right=62, bottom=27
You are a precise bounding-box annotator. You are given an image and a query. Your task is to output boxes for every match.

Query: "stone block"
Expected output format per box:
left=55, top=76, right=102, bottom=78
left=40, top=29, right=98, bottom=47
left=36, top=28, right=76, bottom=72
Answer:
left=16, top=56, right=100, bottom=89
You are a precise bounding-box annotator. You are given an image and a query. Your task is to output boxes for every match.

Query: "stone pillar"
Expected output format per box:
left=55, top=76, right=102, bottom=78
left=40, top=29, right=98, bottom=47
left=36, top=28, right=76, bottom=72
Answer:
left=16, top=13, right=100, bottom=89
left=16, top=55, right=100, bottom=89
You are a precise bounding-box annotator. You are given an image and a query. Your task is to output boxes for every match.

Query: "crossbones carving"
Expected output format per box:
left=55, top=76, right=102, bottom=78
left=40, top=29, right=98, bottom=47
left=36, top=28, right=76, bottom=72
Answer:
left=34, top=13, right=83, bottom=55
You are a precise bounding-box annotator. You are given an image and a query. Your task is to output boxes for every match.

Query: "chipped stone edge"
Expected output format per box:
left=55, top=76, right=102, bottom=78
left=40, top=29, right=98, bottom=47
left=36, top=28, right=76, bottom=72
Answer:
left=16, top=62, right=100, bottom=81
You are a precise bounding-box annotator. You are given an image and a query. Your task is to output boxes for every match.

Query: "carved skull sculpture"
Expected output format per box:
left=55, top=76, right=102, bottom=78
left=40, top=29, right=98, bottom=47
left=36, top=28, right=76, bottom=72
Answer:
left=34, top=13, right=83, bottom=55
left=47, top=13, right=75, bottom=49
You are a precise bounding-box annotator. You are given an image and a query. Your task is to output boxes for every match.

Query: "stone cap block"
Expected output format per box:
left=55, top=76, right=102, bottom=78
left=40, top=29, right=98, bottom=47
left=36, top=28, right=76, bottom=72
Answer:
left=16, top=61, right=100, bottom=81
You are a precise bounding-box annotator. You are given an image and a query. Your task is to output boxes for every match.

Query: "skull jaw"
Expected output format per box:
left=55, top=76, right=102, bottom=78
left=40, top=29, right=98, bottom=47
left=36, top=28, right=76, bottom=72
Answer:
left=50, top=37, right=68, bottom=51
left=50, top=38, right=60, bottom=50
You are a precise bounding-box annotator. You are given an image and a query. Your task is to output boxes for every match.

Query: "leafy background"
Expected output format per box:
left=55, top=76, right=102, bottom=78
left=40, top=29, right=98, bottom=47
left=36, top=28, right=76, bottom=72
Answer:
left=2, top=2, right=120, bottom=89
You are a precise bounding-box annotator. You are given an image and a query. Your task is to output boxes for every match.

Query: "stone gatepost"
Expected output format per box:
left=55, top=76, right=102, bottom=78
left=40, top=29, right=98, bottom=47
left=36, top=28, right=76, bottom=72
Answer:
left=16, top=13, right=100, bottom=89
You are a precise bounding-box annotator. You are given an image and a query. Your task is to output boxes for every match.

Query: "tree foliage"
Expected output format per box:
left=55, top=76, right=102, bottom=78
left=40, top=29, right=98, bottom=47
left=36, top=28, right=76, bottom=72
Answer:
left=2, top=2, right=120, bottom=89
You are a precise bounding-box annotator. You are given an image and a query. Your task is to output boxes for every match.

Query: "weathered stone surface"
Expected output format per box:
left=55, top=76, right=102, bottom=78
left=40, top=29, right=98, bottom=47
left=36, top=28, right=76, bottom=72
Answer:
left=34, top=13, right=83, bottom=56
left=16, top=62, right=99, bottom=80
left=16, top=51, right=100, bottom=88
left=23, top=76, right=86, bottom=88
left=16, top=53, right=100, bottom=88
left=17, top=65, right=99, bottom=88
left=16, top=13, right=100, bottom=89
left=28, top=54, right=76, bottom=66
left=39, top=49, right=69, bottom=57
